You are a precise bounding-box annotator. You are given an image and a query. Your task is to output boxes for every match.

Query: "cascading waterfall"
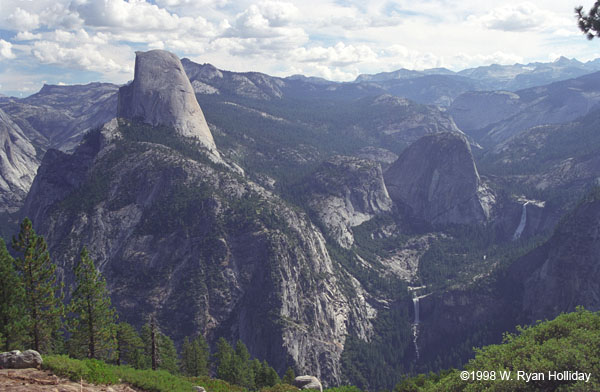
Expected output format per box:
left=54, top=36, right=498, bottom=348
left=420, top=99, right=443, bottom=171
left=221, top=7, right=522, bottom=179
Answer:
left=512, top=202, right=529, bottom=240
left=413, top=296, right=420, bottom=324
left=412, top=296, right=420, bottom=359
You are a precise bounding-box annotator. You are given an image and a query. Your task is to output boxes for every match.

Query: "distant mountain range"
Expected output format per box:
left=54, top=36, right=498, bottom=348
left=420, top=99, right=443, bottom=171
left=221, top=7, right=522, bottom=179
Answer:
left=356, top=56, right=600, bottom=90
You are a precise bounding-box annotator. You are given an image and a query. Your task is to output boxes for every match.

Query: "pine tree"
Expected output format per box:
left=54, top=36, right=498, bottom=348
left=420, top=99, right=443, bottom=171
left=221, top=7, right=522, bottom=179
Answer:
left=261, top=360, right=280, bottom=387
left=67, top=247, right=117, bottom=360
left=158, top=333, right=179, bottom=374
left=282, top=366, right=296, bottom=384
left=140, top=317, right=179, bottom=373
left=252, top=359, right=264, bottom=388
left=215, top=337, right=235, bottom=382
left=116, top=322, right=146, bottom=368
left=0, top=238, right=26, bottom=351
left=234, top=340, right=255, bottom=389
left=181, top=334, right=210, bottom=376
left=11, top=218, right=64, bottom=353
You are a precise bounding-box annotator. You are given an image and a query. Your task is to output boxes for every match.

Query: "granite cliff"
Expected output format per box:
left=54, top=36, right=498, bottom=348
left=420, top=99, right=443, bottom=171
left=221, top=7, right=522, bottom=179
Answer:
left=0, top=108, right=39, bottom=213
left=384, top=132, right=493, bottom=226
left=303, top=156, right=392, bottom=248
left=118, top=50, right=219, bottom=157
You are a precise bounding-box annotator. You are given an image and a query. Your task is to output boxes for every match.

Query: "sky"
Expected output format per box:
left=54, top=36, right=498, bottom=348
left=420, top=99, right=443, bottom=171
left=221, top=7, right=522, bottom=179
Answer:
left=0, top=0, right=599, bottom=97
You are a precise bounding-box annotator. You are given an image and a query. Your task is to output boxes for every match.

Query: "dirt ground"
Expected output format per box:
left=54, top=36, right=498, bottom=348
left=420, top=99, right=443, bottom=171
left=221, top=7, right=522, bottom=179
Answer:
left=0, top=368, right=140, bottom=392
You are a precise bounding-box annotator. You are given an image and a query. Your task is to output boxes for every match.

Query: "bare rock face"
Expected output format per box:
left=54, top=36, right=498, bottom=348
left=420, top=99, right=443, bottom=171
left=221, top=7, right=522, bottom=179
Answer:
left=305, top=156, right=392, bottom=248
left=0, top=108, right=40, bottom=212
left=384, top=132, right=491, bottom=226
left=0, top=350, right=43, bottom=369
left=118, top=50, right=219, bottom=156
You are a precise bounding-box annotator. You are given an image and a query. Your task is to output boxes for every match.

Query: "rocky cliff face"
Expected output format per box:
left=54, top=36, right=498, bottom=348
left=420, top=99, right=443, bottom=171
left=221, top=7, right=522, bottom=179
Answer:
left=384, top=132, right=493, bottom=226
left=303, top=156, right=392, bottom=248
left=118, top=50, right=218, bottom=156
left=22, top=117, right=375, bottom=386
left=0, top=108, right=39, bottom=212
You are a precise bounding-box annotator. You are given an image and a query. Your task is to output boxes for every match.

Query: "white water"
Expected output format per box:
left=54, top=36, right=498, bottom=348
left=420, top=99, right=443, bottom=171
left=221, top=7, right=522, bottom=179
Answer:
left=412, top=296, right=420, bottom=324
left=512, top=202, right=529, bottom=240
left=412, top=296, right=420, bottom=359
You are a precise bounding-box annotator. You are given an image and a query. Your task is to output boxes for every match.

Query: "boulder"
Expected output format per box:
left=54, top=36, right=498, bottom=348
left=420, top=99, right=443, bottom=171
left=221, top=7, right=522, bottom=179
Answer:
left=0, top=350, right=43, bottom=369
left=293, top=375, right=323, bottom=391
left=193, top=387, right=206, bottom=392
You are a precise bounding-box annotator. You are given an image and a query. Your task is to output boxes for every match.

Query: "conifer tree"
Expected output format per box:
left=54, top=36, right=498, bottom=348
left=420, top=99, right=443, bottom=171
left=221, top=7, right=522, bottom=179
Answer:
left=181, top=334, right=210, bottom=376
left=0, top=238, right=25, bottom=351
left=234, top=340, right=255, bottom=389
left=215, top=337, right=235, bottom=381
left=11, top=218, right=63, bottom=352
left=158, top=333, right=179, bottom=374
left=116, top=322, right=146, bottom=368
left=67, top=247, right=117, bottom=359
left=260, top=360, right=280, bottom=387
left=282, top=366, right=296, bottom=384
left=140, top=317, right=179, bottom=373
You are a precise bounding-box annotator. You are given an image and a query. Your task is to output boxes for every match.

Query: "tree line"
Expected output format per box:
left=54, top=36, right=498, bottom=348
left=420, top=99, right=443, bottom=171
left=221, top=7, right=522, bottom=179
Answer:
left=0, top=218, right=293, bottom=390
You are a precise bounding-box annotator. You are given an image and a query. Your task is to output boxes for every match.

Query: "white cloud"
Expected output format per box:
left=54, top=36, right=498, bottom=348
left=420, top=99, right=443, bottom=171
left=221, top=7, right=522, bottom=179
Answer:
left=292, top=42, right=377, bottom=67
left=71, top=0, right=201, bottom=32
left=256, top=1, right=298, bottom=27
left=469, top=2, right=567, bottom=33
left=30, top=29, right=133, bottom=77
left=381, top=45, right=442, bottom=70
left=451, top=51, right=524, bottom=69
left=0, top=40, right=16, bottom=60
left=6, top=7, right=40, bottom=31
left=14, top=31, right=43, bottom=41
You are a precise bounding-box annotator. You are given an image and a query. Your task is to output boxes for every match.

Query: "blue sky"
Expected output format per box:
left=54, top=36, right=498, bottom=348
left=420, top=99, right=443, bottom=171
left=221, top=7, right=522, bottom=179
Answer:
left=0, top=0, right=599, bottom=97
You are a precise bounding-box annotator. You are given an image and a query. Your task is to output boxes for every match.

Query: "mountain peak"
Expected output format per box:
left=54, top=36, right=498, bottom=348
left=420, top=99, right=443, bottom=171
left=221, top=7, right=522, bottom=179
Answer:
left=117, top=49, right=219, bottom=157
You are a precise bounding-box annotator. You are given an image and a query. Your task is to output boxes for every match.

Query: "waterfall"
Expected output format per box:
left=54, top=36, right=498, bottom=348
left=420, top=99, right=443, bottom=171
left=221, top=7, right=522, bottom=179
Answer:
left=512, top=202, right=529, bottom=240
left=413, top=296, right=420, bottom=324
left=412, top=296, right=420, bottom=359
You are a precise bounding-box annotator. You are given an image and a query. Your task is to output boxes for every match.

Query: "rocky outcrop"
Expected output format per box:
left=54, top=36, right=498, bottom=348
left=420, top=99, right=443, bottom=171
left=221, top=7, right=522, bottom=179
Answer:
left=118, top=50, right=218, bottom=156
left=294, top=375, right=323, bottom=391
left=304, top=156, right=392, bottom=248
left=0, top=350, right=42, bottom=369
left=0, top=108, right=39, bottom=212
left=384, top=132, right=492, bottom=226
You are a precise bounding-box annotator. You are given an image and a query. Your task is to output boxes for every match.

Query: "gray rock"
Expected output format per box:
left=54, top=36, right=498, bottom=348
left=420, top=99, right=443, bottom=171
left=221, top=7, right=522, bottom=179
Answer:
left=0, top=350, right=43, bottom=369
left=294, top=375, right=323, bottom=391
left=193, top=387, right=206, bottom=392
left=305, top=156, right=392, bottom=248
left=0, top=108, right=40, bottom=212
left=22, top=121, right=376, bottom=386
left=118, top=50, right=219, bottom=157
left=384, top=132, right=492, bottom=226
